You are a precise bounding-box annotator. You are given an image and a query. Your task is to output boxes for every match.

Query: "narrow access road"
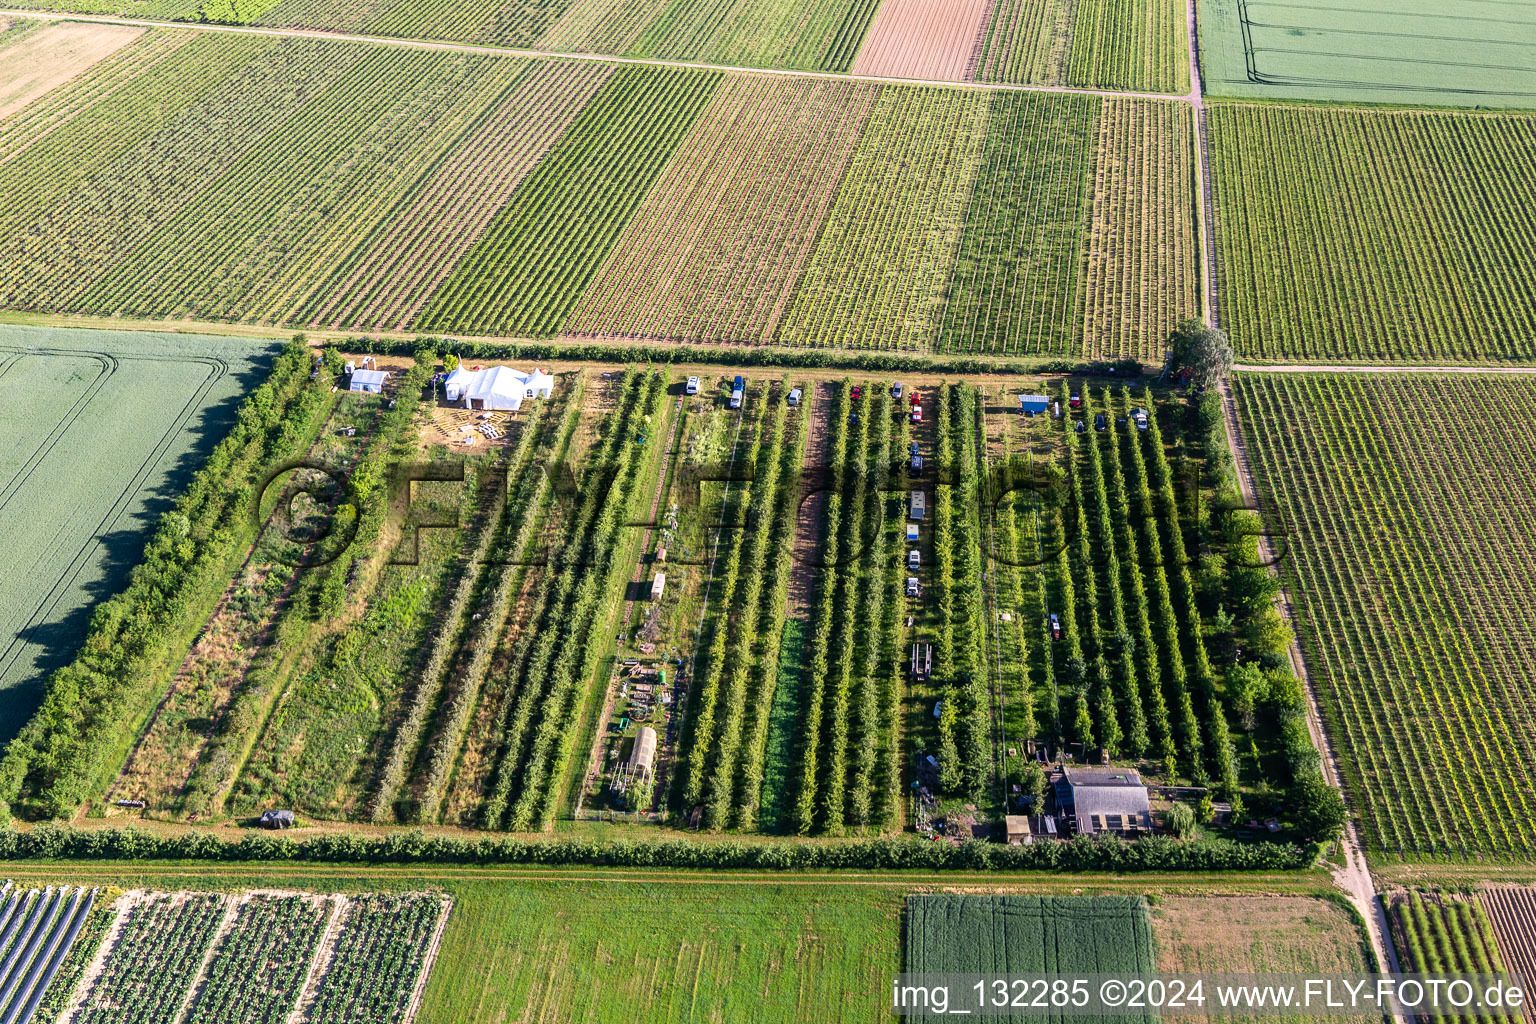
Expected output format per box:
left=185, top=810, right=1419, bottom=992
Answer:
left=1, top=8, right=1196, bottom=102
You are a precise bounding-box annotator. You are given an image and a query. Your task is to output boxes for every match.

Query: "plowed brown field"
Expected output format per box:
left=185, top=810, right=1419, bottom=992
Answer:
left=850, top=0, right=993, bottom=82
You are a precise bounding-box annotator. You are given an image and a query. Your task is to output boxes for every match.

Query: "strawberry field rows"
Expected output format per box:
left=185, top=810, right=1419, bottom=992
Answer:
left=1209, top=104, right=1536, bottom=362
left=0, top=32, right=1195, bottom=359
left=40, top=889, right=448, bottom=1024
left=1235, top=373, right=1536, bottom=858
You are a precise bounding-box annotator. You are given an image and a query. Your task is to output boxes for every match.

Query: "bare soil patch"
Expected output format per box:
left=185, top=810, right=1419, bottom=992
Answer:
left=851, top=0, right=993, bottom=82
left=0, top=23, right=143, bottom=121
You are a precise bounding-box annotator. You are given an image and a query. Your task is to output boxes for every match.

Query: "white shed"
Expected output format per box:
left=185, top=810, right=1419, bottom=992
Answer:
left=348, top=369, right=388, bottom=393
left=443, top=366, right=554, bottom=411
left=650, top=573, right=666, bottom=600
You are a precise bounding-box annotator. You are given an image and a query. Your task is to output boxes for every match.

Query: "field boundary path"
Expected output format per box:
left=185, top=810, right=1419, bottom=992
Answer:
left=1218, top=379, right=1405, bottom=1001
left=1, top=9, right=1194, bottom=102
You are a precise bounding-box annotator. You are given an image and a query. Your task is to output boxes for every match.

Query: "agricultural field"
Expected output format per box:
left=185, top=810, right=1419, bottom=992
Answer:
left=0, top=21, right=143, bottom=121
left=0, top=325, right=277, bottom=747
left=646, top=376, right=1297, bottom=837
left=24, top=886, right=449, bottom=1024
left=0, top=869, right=1392, bottom=1024
left=777, top=382, right=907, bottom=834
left=906, top=894, right=1157, bottom=1023
left=577, top=377, right=812, bottom=829
left=934, top=380, right=1273, bottom=822
left=975, top=0, right=1188, bottom=92
left=417, top=65, right=725, bottom=338
left=0, top=884, right=100, bottom=1024
left=1479, top=887, right=1536, bottom=982
left=0, top=331, right=1308, bottom=841
left=1152, top=894, right=1376, bottom=1023
left=563, top=75, right=877, bottom=346
left=1234, top=373, right=1536, bottom=858
left=1208, top=103, right=1536, bottom=363
left=849, top=0, right=993, bottom=82
left=1388, top=891, right=1510, bottom=981
left=5, top=0, right=881, bottom=68
left=420, top=876, right=898, bottom=1023
left=0, top=30, right=1195, bottom=359
left=777, top=90, right=1193, bottom=358
left=1200, top=0, right=1536, bottom=108
left=621, top=0, right=878, bottom=70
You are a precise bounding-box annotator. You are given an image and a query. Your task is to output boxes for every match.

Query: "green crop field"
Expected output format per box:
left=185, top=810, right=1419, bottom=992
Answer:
left=1391, top=891, right=1509, bottom=980
left=0, top=324, right=276, bottom=746
left=1209, top=104, right=1536, bottom=363
left=1200, top=0, right=1536, bottom=108
left=417, top=65, right=723, bottom=338
left=420, top=877, right=899, bottom=1022
left=1235, top=373, right=1536, bottom=859
left=6, top=885, right=447, bottom=1024
left=905, top=893, right=1156, bottom=1022
left=0, top=865, right=1370, bottom=1024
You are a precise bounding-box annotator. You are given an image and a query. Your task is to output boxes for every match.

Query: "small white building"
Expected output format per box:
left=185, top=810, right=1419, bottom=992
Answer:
left=443, top=365, right=554, bottom=411
left=348, top=369, right=388, bottom=393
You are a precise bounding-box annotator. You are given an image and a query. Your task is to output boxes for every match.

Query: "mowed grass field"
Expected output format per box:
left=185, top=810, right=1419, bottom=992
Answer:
left=1209, top=103, right=1536, bottom=363
left=1199, top=0, right=1536, bottom=108
left=0, top=27, right=1196, bottom=360
left=419, top=878, right=899, bottom=1022
left=1235, top=373, right=1536, bottom=859
left=0, top=324, right=275, bottom=745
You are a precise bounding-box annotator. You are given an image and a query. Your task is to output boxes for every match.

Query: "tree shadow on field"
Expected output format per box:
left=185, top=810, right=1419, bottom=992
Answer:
left=1, top=347, right=279, bottom=747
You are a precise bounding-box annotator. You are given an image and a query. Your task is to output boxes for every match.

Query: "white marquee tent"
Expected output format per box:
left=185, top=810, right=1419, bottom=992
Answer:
left=443, top=365, right=554, bottom=411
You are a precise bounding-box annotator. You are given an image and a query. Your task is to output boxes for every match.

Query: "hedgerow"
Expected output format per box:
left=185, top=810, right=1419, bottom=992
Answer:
left=353, top=334, right=1146, bottom=378
left=0, top=824, right=1315, bottom=871
left=0, top=338, right=327, bottom=822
